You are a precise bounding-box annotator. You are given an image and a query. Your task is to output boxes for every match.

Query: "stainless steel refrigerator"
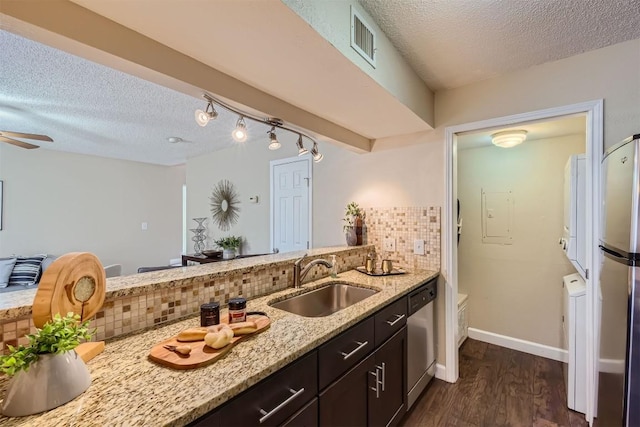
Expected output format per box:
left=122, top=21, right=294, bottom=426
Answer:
left=597, top=133, right=640, bottom=426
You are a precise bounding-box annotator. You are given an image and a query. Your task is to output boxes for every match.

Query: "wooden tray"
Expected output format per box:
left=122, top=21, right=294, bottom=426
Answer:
left=355, top=266, right=406, bottom=276
left=148, top=314, right=270, bottom=370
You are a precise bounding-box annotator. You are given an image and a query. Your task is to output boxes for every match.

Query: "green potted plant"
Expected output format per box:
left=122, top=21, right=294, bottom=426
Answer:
left=214, top=235, right=242, bottom=259
left=343, top=202, right=366, bottom=246
left=0, top=312, right=94, bottom=417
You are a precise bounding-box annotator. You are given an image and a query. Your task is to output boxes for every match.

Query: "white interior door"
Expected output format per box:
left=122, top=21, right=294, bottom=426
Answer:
left=270, top=156, right=311, bottom=253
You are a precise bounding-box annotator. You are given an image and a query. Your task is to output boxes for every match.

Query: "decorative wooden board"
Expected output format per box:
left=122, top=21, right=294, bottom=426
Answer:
left=33, top=252, right=106, bottom=328
left=148, top=314, right=271, bottom=370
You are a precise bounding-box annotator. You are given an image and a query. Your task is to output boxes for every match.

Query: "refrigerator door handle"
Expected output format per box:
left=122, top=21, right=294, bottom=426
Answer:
left=600, top=245, right=628, bottom=260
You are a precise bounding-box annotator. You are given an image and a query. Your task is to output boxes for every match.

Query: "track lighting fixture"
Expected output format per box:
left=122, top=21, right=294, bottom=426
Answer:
left=268, top=127, right=281, bottom=150
left=232, top=117, right=248, bottom=143
left=311, top=141, right=323, bottom=163
left=194, top=101, right=218, bottom=127
left=296, top=134, right=309, bottom=156
left=195, top=93, right=324, bottom=160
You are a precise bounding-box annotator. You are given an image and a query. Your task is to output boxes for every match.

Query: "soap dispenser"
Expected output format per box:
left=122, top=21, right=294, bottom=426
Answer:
left=330, top=255, right=338, bottom=278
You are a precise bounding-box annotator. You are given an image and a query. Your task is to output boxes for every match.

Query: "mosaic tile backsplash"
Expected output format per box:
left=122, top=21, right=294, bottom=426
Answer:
left=0, top=247, right=372, bottom=353
left=365, top=206, right=441, bottom=272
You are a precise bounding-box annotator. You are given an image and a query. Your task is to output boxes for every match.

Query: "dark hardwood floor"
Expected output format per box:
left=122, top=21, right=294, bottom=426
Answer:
left=401, top=339, right=588, bottom=427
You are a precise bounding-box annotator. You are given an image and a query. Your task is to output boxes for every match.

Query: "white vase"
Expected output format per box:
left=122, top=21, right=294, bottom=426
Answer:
left=1, top=350, right=91, bottom=417
left=222, top=248, right=236, bottom=259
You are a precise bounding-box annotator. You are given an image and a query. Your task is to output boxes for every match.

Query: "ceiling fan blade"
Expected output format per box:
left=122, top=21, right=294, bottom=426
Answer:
left=0, top=136, right=39, bottom=149
left=0, top=131, right=53, bottom=142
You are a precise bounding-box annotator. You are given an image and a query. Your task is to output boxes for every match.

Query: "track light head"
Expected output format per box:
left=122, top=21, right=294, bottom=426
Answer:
left=268, top=126, right=281, bottom=150
left=296, top=135, right=309, bottom=156
left=195, top=101, right=218, bottom=127
left=311, top=142, right=323, bottom=163
left=232, top=117, right=248, bottom=142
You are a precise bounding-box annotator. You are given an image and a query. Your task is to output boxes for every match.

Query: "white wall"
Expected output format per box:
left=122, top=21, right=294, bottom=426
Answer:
left=458, top=134, right=585, bottom=348
left=185, top=131, right=442, bottom=254
left=282, top=0, right=435, bottom=127
left=0, top=145, right=185, bottom=275
left=187, top=39, right=640, bottom=366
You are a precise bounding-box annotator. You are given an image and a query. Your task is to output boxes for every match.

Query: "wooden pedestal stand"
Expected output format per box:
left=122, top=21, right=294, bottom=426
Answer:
left=33, top=252, right=107, bottom=362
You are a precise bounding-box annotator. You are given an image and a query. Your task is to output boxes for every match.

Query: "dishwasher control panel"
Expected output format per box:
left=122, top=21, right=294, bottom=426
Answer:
left=407, top=278, right=437, bottom=316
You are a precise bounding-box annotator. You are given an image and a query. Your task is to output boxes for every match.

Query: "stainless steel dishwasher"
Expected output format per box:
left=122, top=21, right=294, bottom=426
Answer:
left=406, top=278, right=437, bottom=410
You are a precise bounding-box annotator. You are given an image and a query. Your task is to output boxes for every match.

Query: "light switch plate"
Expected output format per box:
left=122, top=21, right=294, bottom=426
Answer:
left=383, top=237, right=396, bottom=252
left=414, top=239, right=425, bottom=255
left=141, top=222, right=148, bottom=231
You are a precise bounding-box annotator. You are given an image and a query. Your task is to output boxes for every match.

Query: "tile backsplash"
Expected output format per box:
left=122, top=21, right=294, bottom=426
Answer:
left=0, top=208, right=442, bottom=354
left=365, top=206, right=441, bottom=272
left=0, top=247, right=372, bottom=353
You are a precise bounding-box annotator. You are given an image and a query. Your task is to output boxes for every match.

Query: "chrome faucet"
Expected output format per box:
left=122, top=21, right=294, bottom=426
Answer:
left=293, top=253, right=333, bottom=288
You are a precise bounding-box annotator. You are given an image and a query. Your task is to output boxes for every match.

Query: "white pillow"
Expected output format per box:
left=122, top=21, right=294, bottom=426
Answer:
left=0, top=257, right=17, bottom=288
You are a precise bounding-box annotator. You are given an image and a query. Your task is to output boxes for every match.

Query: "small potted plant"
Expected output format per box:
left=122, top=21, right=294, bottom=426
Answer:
left=0, top=312, right=94, bottom=417
left=214, top=235, right=242, bottom=259
left=343, top=202, right=366, bottom=246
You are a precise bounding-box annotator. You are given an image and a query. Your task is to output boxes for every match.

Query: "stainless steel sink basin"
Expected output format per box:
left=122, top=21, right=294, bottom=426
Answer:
left=270, top=282, right=378, bottom=317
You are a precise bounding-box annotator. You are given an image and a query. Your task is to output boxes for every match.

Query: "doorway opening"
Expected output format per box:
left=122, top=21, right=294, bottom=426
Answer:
left=444, top=100, right=603, bottom=424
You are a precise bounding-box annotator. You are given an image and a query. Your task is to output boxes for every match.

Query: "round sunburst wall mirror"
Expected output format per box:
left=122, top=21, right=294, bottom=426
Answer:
left=210, top=179, right=240, bottom=231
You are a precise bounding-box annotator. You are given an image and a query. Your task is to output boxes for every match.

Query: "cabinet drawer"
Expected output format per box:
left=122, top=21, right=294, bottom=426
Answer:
left=318, top=317, right=374, bottom=390
left=281, top=397, right=318, bottom=427
left=374, top=297, right=407, bottom=347
left=218, top=351, right=318, bottom=427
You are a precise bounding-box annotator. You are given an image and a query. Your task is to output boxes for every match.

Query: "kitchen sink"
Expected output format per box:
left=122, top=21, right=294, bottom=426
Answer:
left=269, top=282, right=378, bottom=317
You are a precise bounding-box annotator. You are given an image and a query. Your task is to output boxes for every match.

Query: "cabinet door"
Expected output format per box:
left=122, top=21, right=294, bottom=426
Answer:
left=369, top=327, right=407, bottom=427
left=319, top=352, right=376, bottom=427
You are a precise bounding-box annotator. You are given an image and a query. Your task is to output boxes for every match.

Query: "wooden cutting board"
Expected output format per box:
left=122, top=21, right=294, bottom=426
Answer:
left=148, top=314, right=271, bottom=370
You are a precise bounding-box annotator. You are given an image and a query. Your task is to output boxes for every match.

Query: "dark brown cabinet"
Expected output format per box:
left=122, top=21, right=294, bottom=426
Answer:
left=374, top=297, right=407, bottom=347
left=319, top=327, right=406, bottom=427
left=318, top=317, right=375, bottom=390
left=281, top=398, right=318, bottom=427
left=190, top=286, right=417, bottom=427
left=217, top=352, right=317, bottom=427
left=369, top=327, right=406, bottom=426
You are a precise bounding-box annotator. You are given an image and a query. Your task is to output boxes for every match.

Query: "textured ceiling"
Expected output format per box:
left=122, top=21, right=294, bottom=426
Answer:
left=359, top=0, right=640, bottom=90
left=0, top=30, right=301, bottom=166
left=2, top=1, right=637, bottom=166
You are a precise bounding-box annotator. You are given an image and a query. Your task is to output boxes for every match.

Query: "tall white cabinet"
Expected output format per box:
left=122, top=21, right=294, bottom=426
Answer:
left=563, top=273, right=586, bottom=414
left=561, top=154, right=586, bottom=278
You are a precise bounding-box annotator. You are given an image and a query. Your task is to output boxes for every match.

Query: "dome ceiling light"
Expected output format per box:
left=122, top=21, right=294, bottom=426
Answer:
left=491, top=130, right=528, bottom=148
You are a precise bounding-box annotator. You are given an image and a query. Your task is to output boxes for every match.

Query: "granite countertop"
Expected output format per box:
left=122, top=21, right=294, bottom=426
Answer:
left=0, top=269, right=438, bottom=427
left=0, top=246, right=368, bottom=321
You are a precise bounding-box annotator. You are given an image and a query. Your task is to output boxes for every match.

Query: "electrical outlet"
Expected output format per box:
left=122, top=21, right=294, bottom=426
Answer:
left=383, top=237, right=396, bottom=252
left=414, top=239, right=425, bottom=255
left=141, top=222, right=148, bottom=231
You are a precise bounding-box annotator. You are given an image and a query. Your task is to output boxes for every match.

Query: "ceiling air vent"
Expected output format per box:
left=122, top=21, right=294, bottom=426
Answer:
left=350, top=6, right=376, bottom=68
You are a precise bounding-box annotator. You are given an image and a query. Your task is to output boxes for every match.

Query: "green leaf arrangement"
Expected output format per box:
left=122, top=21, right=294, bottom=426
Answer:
left=0, top=312, right=94, bottom=376
left=214, top=235, right=242, bottom=250
left=343, top=201, right=366, bottom=232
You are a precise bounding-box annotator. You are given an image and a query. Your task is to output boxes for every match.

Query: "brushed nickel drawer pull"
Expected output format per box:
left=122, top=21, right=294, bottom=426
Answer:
left=258, top=387, right=305, bottom=424
left=339, top=340, right=369, bottom=360
left=385, top=314, right=405, bottom=326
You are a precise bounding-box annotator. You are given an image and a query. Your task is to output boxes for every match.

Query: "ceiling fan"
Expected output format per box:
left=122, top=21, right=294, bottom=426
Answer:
left=0, top=130, right=53, bottom=149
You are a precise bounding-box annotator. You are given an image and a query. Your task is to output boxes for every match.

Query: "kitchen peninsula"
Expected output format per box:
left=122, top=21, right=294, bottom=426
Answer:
left=0, top=246, right=437, bottom=426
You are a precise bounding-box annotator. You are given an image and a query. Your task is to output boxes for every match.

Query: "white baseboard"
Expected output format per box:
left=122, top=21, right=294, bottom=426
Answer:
left=468, top=328, right=567, bottom=363
left=435, top=363, right=446, bottom=380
